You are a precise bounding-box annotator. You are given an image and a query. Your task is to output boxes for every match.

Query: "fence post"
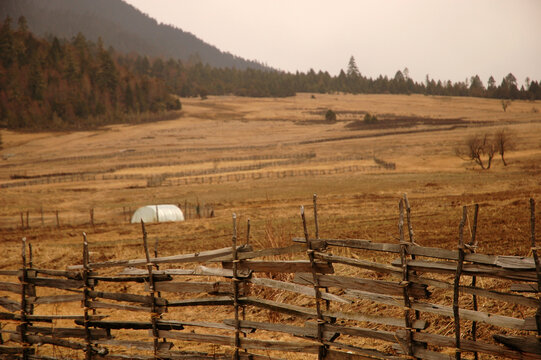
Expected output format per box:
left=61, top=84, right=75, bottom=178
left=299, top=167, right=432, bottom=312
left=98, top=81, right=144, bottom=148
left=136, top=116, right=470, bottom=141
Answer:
left=82, top=233, right=92, bottom=360
left=40, top=207, right=44, bottom=227
left=27, top=243, right=35, bottom=317
left=529, top=198, right=541, bottom=336
left=90, top=208, right=94, bottom=227
left=301, top=205, right=326, bottom=360
left=404, top=194, right=421, bottom=324
left=26, top=210, right=29, bottom=229
left=467, top=204, right=480, bottom=360
left=453, top=206, right=467, bottom=360
left=232, top=214, right=241, bottom=360
left=20, top=237, right=30, bottom=360
left=141, top=221, right=160, bottom=358
left=398, top=200, right=415, bottom=359
left=56, top=210, right=60, bottom=228
left=20, top=212, right=24, bottom=229
left=313, top=194, right=330, bottom=312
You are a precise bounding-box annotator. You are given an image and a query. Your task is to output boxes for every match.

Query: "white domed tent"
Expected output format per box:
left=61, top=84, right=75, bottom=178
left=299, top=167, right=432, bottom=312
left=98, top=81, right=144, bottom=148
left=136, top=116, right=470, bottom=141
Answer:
left=131, top=205, right=184, bottom=224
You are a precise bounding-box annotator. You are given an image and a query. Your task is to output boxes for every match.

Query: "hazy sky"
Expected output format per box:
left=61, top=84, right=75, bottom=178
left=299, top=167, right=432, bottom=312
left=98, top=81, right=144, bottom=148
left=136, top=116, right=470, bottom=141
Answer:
left=124, top=0, right=541, bottom=86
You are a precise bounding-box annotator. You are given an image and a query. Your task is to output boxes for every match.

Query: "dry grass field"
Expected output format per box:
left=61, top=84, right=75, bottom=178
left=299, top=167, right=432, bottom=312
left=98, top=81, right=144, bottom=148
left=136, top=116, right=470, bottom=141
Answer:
left=1, top=93, right=541, bottom=358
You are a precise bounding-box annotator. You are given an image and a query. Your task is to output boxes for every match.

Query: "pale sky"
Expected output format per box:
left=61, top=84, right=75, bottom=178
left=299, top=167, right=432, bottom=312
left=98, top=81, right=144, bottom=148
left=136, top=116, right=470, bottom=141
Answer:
left=124, top=0, right=541, bottom=86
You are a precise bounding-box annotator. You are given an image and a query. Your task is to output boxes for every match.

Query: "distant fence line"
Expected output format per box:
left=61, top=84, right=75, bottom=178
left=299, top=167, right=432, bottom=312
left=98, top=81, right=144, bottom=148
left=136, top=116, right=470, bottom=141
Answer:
left=3, top=153, right=316, bottom=185
left=1, top=153, right=395, bottom=189
left=1, top=143, right=288, bottom=169
left=0, top=196, right=539, bottom=359
left=163, top=164, right=385, bottom=186
left=2, top=201, right=214, bottom=230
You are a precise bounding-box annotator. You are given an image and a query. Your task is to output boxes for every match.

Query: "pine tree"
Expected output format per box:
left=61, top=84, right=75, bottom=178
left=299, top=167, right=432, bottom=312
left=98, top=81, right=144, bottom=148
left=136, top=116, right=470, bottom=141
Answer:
left=346, top=56, right=360, bottom=78
left=0, top=16, right=15, bottom=67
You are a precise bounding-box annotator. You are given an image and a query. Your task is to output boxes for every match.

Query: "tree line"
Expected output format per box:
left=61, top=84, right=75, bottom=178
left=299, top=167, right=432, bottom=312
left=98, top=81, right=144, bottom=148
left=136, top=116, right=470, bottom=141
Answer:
left=0, top=16, right=180, bottom=130
left=123, top=54, right=541, bottom=101
left=1, top=16, right=540, bottom=131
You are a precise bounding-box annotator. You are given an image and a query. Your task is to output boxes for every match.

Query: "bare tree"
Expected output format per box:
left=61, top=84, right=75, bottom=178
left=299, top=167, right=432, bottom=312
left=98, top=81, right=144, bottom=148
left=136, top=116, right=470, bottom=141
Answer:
left=456, top=133, right=495, bottom=169
left=501, top=99, right=512, bottom=112
left=494, top=128, right=515, bottom=166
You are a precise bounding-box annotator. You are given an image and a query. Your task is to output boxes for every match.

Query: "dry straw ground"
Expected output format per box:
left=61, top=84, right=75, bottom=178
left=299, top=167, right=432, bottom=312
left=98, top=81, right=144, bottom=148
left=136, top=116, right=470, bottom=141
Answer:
left=1, top=93, right=541, bottom=358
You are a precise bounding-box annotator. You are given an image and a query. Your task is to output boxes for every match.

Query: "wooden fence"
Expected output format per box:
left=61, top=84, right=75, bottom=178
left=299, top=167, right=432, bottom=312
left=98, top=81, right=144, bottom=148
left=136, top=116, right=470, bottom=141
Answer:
left=3, top=201, right=214, bottom=229
left=1, top=196, right=540, bottom=359
left=1, top=153, right=395, bottom=190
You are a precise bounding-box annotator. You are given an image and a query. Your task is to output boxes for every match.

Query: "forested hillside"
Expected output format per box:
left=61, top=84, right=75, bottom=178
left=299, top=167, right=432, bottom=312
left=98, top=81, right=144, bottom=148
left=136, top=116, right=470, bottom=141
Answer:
left=1, top=14, right=540, bottom=131
left=0, top=0, right=267, bottom=71
left=0, top=17, right=180, bottom=130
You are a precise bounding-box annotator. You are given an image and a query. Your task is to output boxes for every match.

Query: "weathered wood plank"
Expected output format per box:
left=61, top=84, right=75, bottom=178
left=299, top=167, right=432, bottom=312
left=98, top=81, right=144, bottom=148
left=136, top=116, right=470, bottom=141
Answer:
left=222, top=260, right=334, bottom=274
left=0, top=345, right=33, bottom=355
left=316, top=323, right=397, bottom=343
left=396, top=330, right=525, bottom=359
left=345, top=289, right=407, bottom=307
left=89, top=274, right=172, bottom=282
left=314, top=252, right=401, bottom=275
left=248, top=277, right=351, bottom=304
left=153, top=281, right=235, bottom=294
left=10, top=333, right=107, bottom=355
left=74, top=320, right=184, bottom=330
left=94, top=339, right=157, bottom=351
left=0, top=312, right=106, bottom=322
left=118, top=265, right=251, bottom=278
left=88, top=290, right=167, bottom=306
left=34, top=269, right=82, bottom=278
left=393, top=343, right=453, bottom=360
left=27, top=314, right=106, bottom=321
left=240, top=337, right=320, bottom=353
left=96, top=354, right=154, bottom=360
left=27, top=294, right=83, bottom=304
left=325, top=348, right=397, bottom=360
left=156, top=330, right=233, bottom=346
left=223, top=319, right=335, bottom=339
left=157, top=330, right=320, bottom=354
left=410, top=301, right=527, bottom=330
left=167, top=296, right=233, bottom=307
left=177, top=320, right=249, bottom=333
left=295, top=238, right=537, bottom=269
left=213, top=244, right=308, bottom=261
left=240, top=297, right=426, bottom=329
left=25, top=277, right=85, bottom=290
left=68, top=246, right=239, bottom=270
left=391, top=258, right=537, bottom=282
left=511, top=283, right=539, bottom=293
left=0, top=296, right=20, bottom=312
left=294, top=273, right=430, bottom=298
left=156, top=350, right=284, bottom=360
left=25, top=325, right=109, bottom=339
left=0, top=281, right=22, bottom=294
left=323, top=309, right=427, bottom=330
left=493, top=335, right=541, bottom=355
left=411, top=275, right=540, bottom=308
left=240, top=296, right=328, bottom=321
left=89, top=300, right=163, bottom=313
left=323, top=341, right=403, bottom=360
left=0, top=270, right=18, bottom=276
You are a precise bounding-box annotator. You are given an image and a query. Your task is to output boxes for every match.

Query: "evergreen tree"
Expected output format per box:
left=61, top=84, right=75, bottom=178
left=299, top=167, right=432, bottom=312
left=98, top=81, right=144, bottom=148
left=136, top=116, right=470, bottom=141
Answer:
left=0, top=16, right=15, bottom=67
left=347, top=56, right=360, bottom=78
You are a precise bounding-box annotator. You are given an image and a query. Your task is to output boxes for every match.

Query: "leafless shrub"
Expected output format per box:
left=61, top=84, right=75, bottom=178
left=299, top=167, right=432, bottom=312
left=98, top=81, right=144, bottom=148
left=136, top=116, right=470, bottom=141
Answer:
left=494, top=128, right=515, bottom=166
left=455, top=133, right=496, bottom=169
left=501, top=99, right=512, bottom=112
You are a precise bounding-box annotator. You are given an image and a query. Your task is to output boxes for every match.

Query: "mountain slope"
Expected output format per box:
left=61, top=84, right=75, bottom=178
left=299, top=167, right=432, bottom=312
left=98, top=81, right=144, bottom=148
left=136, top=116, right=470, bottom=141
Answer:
left=0, top=0, right=268, bottom=70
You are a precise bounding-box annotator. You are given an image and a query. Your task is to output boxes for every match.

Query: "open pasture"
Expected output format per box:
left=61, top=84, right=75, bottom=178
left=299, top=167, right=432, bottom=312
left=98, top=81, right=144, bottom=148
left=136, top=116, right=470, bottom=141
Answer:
left=1, top=93, right=540, bottom=251
left=1, top=93, right=541, bottom=359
